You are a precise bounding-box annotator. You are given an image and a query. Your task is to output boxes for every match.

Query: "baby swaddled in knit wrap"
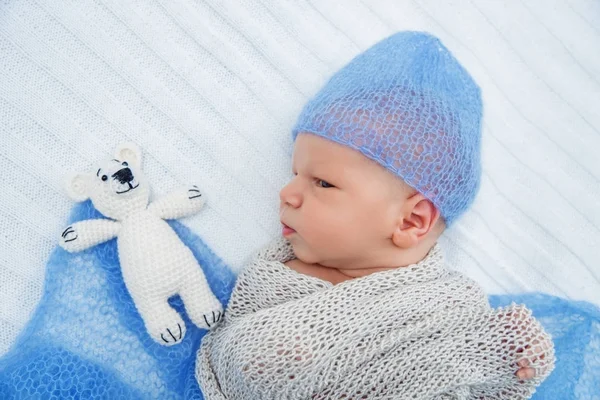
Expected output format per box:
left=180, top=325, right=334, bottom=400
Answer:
left=198, top=240, right=551, bottom=399
left=196, top=32, right=555, bottom=399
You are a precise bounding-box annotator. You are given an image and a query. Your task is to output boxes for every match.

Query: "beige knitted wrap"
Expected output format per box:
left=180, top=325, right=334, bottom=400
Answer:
left=196, top=238, right=554, bottom=399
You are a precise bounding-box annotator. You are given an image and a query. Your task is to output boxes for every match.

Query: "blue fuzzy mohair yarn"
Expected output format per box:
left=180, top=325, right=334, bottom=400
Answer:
left=293, top=31, right=483, bottom=226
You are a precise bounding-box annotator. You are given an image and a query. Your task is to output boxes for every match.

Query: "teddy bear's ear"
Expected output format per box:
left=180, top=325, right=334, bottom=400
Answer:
left=115, top=143, right=142, bottom=168
left=65, top=173, right=90, bottom=202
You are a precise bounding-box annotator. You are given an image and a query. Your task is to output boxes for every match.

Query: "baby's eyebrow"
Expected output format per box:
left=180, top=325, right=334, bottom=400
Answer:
left=112, top=159, right=120, bottom=163
left=96, top=168, right=101, bottom=177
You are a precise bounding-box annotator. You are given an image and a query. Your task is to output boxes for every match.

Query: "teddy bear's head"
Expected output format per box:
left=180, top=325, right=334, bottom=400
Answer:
left=65, top=143, right=150, bottom=220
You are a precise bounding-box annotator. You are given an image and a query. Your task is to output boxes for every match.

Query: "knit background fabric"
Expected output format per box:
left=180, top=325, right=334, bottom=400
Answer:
left=293, top=31, right=482, bottom=226
left=0, top=0, right=599, bottom=399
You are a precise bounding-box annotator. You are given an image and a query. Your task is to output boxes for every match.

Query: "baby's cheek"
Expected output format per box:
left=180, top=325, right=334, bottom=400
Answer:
left=334, top=217, right=370, bottom=245
left=298, top=212, right=358, bottom=262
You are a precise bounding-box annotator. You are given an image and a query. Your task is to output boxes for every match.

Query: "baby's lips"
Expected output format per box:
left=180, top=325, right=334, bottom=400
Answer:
left=282, top=222, right=296, bottom=237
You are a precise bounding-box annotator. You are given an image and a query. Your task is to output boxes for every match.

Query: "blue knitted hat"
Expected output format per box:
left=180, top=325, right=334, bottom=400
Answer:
left=292, top=31, right=483, bottom=226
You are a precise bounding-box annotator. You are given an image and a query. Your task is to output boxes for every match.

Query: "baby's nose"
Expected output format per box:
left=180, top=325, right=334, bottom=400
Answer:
left=279, top=180, right=302, bottom=208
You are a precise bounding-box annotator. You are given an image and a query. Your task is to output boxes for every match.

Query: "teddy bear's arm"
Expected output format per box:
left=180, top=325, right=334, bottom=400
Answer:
left=59, top=219, right=121, bottom=253
left=148, top=185, right=205, bottom=220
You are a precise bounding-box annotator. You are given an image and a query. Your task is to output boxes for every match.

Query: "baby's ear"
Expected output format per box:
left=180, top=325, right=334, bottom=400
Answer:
left=114, top=143, right=142, bottom=168
left=65, top=173, right=90, bottom=202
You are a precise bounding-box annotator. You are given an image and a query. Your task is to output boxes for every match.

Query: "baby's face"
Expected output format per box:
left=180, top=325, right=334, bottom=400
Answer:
left=279, top=133, right=409, bottom=269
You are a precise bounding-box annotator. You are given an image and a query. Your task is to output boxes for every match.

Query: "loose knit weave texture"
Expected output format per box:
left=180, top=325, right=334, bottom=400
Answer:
left=293, top=32, right=482, bottom=226
left=196, top=239, right=555, bottom=399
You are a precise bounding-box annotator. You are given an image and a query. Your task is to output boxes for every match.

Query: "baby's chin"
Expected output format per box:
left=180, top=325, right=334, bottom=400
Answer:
left=287, top=239, right=322, bottom=265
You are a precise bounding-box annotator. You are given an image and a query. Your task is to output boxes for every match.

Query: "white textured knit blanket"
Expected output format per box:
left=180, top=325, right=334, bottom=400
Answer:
left=1, top=0, right=599, bottom=357
left=197, top=238, right=554, bottom=399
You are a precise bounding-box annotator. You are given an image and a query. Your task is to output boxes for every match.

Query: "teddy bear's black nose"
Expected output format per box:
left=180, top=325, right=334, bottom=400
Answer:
left=112, top=168, right=134, bottom=184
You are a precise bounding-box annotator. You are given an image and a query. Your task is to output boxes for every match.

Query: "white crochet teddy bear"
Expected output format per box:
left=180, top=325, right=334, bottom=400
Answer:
left=58, top=143, right=223, bottom=346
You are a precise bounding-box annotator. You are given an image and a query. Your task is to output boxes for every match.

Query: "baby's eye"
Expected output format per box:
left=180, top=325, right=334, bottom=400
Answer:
left=317, top=179, right=335, bottom=188
left=122, top=161, right=129, bottom=167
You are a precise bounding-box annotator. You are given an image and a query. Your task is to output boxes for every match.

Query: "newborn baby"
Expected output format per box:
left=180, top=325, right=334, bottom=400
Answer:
left=196, top=32, right=554, bottom=399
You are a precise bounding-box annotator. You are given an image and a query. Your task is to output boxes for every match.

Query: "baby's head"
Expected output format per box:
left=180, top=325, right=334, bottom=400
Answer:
left=280, top=32, right=482, bottom=270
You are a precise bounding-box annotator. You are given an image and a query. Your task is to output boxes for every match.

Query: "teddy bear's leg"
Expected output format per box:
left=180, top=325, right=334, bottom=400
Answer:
left=133, top=294, right=187, bottom=346
left=179, top=267, right=223, bottom=330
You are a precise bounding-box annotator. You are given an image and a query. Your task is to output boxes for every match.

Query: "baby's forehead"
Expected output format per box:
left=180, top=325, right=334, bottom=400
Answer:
left=295, top=133, right=411, bottom=190
left=293, top=133, right=372, bottom=168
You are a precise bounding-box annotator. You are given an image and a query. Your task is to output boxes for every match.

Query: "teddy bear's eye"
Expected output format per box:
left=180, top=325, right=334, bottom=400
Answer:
left=122, top=161, right=128, bottom=167
left=101, top=175, right=108, bottom=181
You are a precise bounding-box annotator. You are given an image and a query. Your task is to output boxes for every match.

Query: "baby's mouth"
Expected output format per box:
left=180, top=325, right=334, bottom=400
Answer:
left=281, top=222, right=296, bottom=237
left=280, top=206, right=296, bottom=236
